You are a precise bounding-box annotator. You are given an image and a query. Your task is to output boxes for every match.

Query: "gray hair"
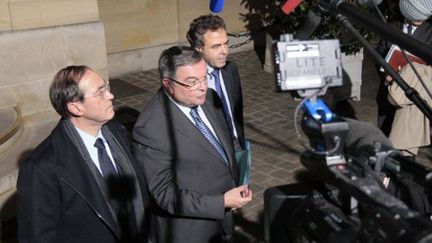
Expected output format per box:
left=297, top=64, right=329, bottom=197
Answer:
left=158, top=45, right=203, bottom=81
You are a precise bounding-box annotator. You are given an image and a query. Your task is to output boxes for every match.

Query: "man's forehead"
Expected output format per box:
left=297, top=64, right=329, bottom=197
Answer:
left=79, top=70, right=103, bottom=89
left=203, top=29, right=227, bottom=41
left=177, top=60, right=206, bottom=74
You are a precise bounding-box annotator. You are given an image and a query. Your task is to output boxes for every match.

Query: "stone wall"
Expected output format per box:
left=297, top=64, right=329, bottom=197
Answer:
left=0, top=22, right=108, bottom=114
left=0, top=0, right=106, bottom=114
left=1, top=0, right=99, bottom=31
left=1, top=0, right=251, bottom=80
left=98, top=0, right=250, bottom=77
left=99, top=0, right=248, bottom=53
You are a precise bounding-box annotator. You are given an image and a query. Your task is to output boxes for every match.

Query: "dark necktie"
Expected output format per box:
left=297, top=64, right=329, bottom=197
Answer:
left=212, top=69, right=234, bottom=130
left=94, top=138, right=138, bottom=240
left=212, top=69, right=242, bottom=151
left=94, top=138, right=117, bottom=177
left=190, top=107, right=229, bottom=165
left=407, top=24, right=413, bottom=35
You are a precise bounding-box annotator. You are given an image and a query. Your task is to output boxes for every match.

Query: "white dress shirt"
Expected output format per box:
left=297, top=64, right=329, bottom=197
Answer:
left=75, top=127, right=118, bottom=174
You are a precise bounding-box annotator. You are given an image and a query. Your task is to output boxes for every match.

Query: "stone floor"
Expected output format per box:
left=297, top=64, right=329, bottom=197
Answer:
left=110, top=49, right=432, bottom=242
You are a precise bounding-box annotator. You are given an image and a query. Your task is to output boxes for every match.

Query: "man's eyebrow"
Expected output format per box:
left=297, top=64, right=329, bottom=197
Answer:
left=96, top=80, right=107, bottom=90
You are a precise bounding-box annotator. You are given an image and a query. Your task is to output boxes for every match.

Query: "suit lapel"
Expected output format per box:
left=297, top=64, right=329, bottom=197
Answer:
left=53, top=128, right=121, bottom=239
left=202, top=91, right=235, bottom=167
left=160, top=90, right=233, bottom=167
left=220, top=68, right=236, bottom=113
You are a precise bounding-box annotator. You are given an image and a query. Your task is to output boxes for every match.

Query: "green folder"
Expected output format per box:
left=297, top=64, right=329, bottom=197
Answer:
left=235, top=139, right=251, bottom=185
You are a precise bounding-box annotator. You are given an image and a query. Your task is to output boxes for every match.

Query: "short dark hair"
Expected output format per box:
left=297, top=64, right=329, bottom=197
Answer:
left=49, top=65, right=90, bottom=118
left=158, top=46, right=203, bottom=81
left=186, top=14, right=226, bottom=48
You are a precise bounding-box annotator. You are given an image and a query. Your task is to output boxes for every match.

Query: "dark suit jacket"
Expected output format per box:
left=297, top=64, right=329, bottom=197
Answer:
left=376, top=18, right=432, bottom=56
left=132, top=89, right=239, bottom=243
left=220, top=61, right=246, bottom=149
left=414, top=18, right=432, bottom=46
left=17, top=121, right=148, bottom=243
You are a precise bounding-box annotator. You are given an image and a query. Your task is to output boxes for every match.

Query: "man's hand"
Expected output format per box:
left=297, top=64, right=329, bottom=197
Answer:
left=385, top=74, right=393, bottom=85
left=385, top=66, right=402, bottom=85
left=224, top=185, right=252, bottom=209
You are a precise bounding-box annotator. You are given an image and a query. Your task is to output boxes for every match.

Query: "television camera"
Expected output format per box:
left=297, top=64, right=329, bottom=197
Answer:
left=264, top=34, right=432, bottom=243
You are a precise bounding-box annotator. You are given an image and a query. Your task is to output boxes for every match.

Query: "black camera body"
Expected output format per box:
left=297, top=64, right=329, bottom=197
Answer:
left=266, top=35, right=432, bottom=243
left=265, top=149, right=432, bottom=243
left=264, top=113, right=432, bottom=243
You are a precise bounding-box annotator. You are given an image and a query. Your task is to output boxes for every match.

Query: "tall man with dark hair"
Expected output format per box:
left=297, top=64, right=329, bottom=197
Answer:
left=132, top=46, right=252, bottom=243
left=17, top=66, right=149, bottom=243
left=187, top=14, right=246, bottom=151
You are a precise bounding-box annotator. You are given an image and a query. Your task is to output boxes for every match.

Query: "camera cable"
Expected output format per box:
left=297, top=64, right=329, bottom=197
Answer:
left=293, top=81, right=342, bottom=156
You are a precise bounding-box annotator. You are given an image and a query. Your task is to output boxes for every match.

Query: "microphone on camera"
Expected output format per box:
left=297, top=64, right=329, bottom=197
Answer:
left=281, top=0, right=303, bottom=15
left=343, top=118, right=392, bottom=155
left=210, top=0, right=224, bottom=13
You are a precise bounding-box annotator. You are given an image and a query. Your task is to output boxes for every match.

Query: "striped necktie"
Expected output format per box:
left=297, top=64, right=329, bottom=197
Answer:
left=190, top=107, right=229, bottom=165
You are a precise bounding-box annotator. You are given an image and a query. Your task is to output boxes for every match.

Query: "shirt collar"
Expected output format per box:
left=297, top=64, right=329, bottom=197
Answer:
left=75, top=126, right=104, bottom=146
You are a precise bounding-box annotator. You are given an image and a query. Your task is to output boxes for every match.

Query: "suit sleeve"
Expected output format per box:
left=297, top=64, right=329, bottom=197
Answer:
left=17, top=160, right=61, bottom=243
left=132, top=125, right=226, bottom=220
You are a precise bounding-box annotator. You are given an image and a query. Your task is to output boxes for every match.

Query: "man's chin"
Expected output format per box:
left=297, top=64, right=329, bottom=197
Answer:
left=197, top=99, right=206, bottom=106
left=216, top=61, right=226, bottom=68
left=194, top=96, right=207, bottom=106
left=107, top=109, right=115, bottom=120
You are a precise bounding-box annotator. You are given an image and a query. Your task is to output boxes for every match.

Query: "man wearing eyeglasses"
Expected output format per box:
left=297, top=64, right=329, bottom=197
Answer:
left=132, top=46, right=252, bottom=243
left=187, top=14, right=246, bottom=152
left=17, top=66, right=149, bottom=243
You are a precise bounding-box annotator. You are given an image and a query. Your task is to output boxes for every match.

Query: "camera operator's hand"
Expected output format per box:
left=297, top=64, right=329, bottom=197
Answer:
left=224, top=185, right=252, bottom=210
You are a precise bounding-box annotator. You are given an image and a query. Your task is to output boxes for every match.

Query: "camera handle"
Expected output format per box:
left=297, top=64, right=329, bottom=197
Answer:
left=301, top=98, right=349, bottom=158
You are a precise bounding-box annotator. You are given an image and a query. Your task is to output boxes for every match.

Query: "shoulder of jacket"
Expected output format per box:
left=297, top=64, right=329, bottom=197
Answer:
left=224, top=61, right=238, bottom=70
left=21, top=134, right=60, bottom=169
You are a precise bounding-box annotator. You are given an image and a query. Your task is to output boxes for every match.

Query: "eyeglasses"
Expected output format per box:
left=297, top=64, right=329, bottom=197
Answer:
left=84, top=82, right=111, bottom=100
left=166, top=75, right=209, bottom=91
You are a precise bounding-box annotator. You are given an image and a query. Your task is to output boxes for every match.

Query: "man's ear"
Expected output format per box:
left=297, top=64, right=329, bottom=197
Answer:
left=162, top=79, right=173, bottom=94
left=67, top=102, right=83, bottom=117
left=195, top=46, right=203, bottom=52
